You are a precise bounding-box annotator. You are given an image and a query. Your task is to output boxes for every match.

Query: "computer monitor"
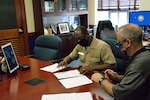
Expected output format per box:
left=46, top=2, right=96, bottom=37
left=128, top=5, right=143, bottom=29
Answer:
left=129, top=11, right=150, bottom=26
left=1, top=42, right=19, bottom=74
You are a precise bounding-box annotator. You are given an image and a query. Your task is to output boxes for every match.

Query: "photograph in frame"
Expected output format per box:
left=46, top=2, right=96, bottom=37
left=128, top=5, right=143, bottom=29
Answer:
left=58, top=22, right=70, bottom=34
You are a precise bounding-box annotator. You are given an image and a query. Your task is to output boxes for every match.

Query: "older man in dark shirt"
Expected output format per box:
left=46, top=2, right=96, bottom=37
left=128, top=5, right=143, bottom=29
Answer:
left=91, top=24, right=150, bottom=100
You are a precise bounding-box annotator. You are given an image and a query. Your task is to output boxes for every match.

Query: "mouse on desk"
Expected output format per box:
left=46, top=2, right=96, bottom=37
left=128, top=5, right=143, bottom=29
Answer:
left=19, top=64, right=30, bottom=71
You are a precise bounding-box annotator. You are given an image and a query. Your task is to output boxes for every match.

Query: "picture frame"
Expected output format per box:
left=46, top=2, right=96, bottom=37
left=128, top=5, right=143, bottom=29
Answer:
left=58, top=22, right=70, bottom=34
left=50, top=24, right=57, bottom=34
left=69, top=16, right=80, bottom=31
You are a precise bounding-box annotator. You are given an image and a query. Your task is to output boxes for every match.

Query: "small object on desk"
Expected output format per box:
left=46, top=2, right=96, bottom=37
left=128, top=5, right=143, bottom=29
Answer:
left=0, top=75, right=3, bottom=81
left=20, top=64, right=30, bottom=71
left=24, top=78, right=45, bottom=86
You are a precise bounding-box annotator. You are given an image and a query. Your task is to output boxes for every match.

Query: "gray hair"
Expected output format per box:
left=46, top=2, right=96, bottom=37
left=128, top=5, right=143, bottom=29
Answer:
left=119, top=24, right=143, bottom=44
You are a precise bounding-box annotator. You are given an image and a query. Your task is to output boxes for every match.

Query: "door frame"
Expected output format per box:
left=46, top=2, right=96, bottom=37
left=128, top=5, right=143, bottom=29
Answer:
left=0, top=0, right=29, bottom=56
left=15, top=0, right=29, bottom=55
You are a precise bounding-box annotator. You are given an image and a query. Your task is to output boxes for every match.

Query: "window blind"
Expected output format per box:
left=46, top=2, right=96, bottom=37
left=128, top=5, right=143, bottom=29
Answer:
left=98, top=0, right=139, bottom=11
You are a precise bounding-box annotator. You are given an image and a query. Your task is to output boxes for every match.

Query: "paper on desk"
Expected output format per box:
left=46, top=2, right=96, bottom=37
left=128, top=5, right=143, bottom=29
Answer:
left=54, top=69, right=83, bottom=79
left=41, top=92, right=93, bottom=100
left=40, top=63, right=65, bottom=73
left=59, top=75, right=93, bottom=89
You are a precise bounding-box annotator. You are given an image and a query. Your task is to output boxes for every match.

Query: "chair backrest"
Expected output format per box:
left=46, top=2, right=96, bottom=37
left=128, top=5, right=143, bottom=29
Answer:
left=103, top=39, right=128, bottom=73
left=33, top=35, right=62, bottom=61
left=96, top=20, right=116, bottom=39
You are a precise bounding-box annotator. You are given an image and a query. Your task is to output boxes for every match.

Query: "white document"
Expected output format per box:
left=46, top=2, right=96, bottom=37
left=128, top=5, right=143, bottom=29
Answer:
left=59, top=75, right=93, bottom=89
left=41, top=92, right=93, bottom=100
left=40, top=63, right=65, bottom=73
left=54, top=69, right=82, bottom=79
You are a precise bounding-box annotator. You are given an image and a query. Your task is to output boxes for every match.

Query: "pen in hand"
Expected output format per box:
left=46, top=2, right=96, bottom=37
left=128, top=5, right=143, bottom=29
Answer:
left=82, top=70, right=88, bottom=75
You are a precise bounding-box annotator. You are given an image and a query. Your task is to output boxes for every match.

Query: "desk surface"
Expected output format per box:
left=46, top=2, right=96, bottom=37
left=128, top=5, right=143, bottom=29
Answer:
left=0, top=56, right=114, bottom=100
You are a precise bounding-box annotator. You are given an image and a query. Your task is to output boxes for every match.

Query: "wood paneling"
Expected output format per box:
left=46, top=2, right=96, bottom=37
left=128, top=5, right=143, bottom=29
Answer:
left=0, top=38, right=20, bottom=56
left=57, top=33, right=77, bottom=58
left=0, top=29, right=19, bottom=40
left=0, top=0, right=29, bottom=56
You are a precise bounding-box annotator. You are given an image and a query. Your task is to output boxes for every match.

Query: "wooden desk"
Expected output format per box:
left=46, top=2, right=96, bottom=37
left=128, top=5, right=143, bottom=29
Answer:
left=0, top=56, right=114, bottom=100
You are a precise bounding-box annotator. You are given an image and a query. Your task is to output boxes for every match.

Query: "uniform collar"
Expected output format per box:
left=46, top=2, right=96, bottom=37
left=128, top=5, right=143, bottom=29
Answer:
left=127, top=47, right=147, bottom=65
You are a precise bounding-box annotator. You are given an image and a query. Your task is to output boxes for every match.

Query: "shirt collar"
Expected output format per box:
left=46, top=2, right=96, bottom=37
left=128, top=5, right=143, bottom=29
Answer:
left=128, top=47, right=147, bottom=65
left=89, top=36, right=96, bottom=49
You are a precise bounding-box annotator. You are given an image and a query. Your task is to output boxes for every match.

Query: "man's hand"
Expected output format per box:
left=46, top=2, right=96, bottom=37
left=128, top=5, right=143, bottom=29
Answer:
left=91, top=73, right=104, bottom=83
left=79, top=66, right=86, bottom=74
left=104, top=69, right=118, bottom=82
left=57, top=61, right=67, bottom=68
left=57, top=56, right=73, bottom=68
left=79, top=66, right=93, bottom=74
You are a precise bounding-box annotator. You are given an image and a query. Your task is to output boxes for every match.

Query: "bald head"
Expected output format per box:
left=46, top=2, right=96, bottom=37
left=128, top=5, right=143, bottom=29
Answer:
left=117, top=24, right=143, bottom=44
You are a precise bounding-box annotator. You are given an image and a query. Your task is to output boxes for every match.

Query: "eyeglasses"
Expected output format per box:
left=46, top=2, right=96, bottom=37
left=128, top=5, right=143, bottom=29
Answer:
left=116, top=39, right=126, bottom=48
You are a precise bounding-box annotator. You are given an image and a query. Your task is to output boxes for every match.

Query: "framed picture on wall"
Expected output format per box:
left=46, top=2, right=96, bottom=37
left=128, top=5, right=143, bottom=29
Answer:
left=58, top=22, right=70, bottom=34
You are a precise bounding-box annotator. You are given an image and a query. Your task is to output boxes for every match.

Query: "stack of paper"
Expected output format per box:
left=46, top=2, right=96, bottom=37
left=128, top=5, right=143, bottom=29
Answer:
left=54, top=69, right=82, bottom=79
left=40, top=63, right=65, bottom=73
left=54, top=70, right=93, bottom=89
left=41, top=92, right=93, bottom=100
left=40, top=64, right=93, bottom=89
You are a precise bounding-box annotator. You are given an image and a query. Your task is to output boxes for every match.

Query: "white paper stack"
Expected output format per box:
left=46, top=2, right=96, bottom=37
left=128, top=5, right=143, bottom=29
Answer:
left=40, top=63, right=65, bottom=73
left=41, top=92, right=93, bottom=100
left=54, top=69, right=93, bottom=89
left=54, top=69, right=82, bottom=79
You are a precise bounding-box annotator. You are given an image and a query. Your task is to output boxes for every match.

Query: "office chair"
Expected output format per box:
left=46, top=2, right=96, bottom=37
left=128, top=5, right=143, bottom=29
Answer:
left=96, top=20, right=116, bottom=40
left=103, top=39, right=128, bottom=73
left=33, top=35, right=63, bottom=61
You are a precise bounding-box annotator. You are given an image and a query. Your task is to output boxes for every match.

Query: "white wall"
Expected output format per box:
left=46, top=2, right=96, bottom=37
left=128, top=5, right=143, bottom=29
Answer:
left=88, top=0, right=96, bottom=25
left=24, top=0, right=35, bottom=33
left=140, top=0, right=150, bottom=10
left=88, top=0, right=100, bottom=26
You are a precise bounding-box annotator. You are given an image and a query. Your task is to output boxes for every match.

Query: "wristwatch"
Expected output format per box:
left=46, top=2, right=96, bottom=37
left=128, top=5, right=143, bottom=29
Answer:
left=99, top=77, right=106, bottom=84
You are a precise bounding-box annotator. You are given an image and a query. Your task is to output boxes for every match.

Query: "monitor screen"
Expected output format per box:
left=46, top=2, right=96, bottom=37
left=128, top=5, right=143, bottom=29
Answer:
left=1, top=42, right=19, bottom=73
left=129, top=11, right=150, bottom=26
